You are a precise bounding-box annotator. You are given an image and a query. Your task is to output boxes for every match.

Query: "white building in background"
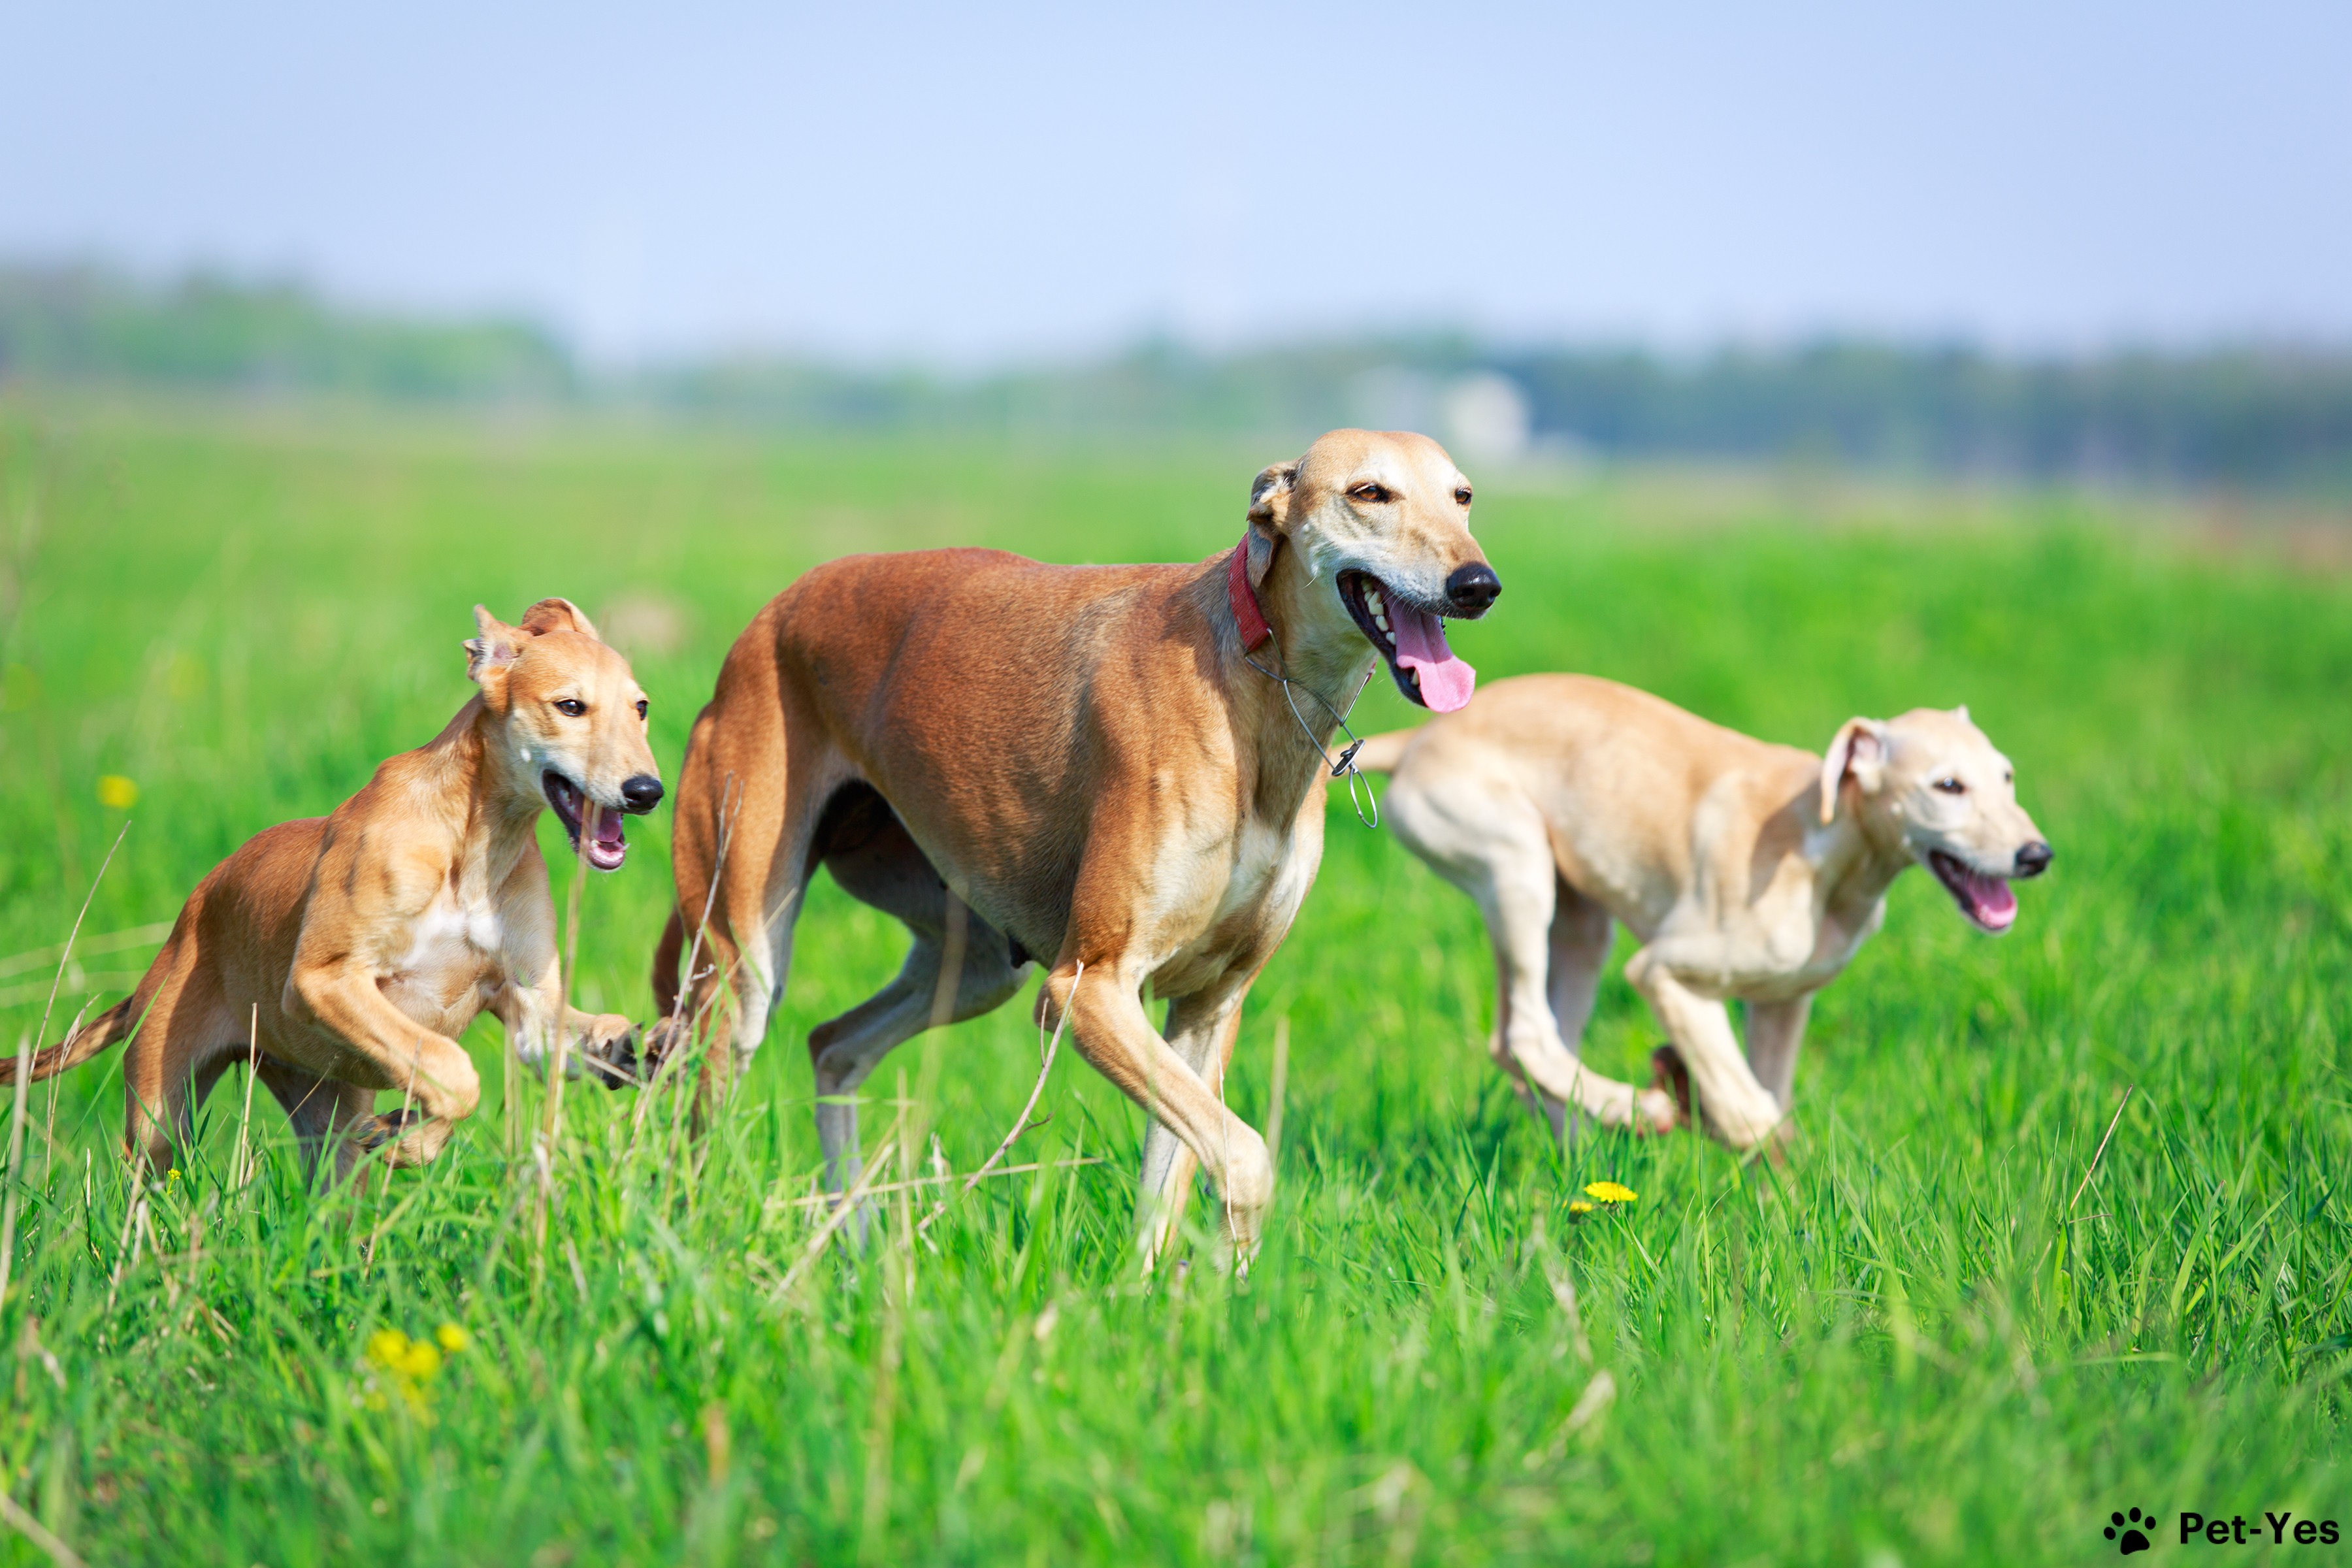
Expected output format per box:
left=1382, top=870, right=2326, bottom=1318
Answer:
left=1441, top=373, right=1531, bottom=463
left=1349, top=366, right=1535, bottom=465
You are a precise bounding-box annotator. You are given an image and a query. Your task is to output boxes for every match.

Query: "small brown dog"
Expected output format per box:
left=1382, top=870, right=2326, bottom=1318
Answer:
left=5, top=598, right=663, bottom=1179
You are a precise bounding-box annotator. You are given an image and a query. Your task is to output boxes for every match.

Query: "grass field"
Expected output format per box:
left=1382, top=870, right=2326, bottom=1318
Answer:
left=1, top=397, right=2349, bottom=1566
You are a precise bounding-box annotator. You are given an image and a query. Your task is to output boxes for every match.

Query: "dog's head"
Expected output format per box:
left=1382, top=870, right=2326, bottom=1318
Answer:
left=1820, top=706, right=2053, bottom=933
left=465, top=598, right=663, bottom=872
left=1243, top=429, right=1499, bottom=711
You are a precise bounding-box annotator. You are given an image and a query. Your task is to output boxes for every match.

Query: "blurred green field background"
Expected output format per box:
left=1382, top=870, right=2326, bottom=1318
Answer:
left=0, top=396, right=2347, bottom=1565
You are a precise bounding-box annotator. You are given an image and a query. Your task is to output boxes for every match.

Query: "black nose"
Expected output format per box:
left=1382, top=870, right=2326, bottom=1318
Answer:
left=620, top=774, right=665, bottom=813
left=2014, top=840, right=2053, bottom=878
left=1445, top=563, right=1501, bottom=615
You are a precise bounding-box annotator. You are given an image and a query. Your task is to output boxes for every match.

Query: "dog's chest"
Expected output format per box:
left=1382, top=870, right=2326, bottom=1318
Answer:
left=1801, top=900, right=1885, bottom=981
left=1738, top=894, right=1883, bottom=998
left=386, top=892, right=505, bottom=1014
left=1151, top=813, right=1312, bottom=993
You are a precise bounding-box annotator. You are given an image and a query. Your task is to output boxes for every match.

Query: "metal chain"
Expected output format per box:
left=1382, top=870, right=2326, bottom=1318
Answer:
left=1240, top=647, right=1381, bottom=827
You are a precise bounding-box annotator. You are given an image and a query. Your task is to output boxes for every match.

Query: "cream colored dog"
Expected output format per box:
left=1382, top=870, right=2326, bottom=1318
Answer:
left=5, top=599, right=663, bottom=1178
left=1360, top=676, right=2051, bottom=1149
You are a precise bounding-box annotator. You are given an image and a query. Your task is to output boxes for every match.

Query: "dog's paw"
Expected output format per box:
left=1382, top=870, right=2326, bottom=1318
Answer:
left=580, top=1015, right=640, bottom=1090
left=355, top=1105, right=417, bottom=1150
left=638, top=1017, right=691, bottom=1080
left=357, top=1107, right=451, bottom=1167
left=1705, top=1099, right=1787, bottom=1155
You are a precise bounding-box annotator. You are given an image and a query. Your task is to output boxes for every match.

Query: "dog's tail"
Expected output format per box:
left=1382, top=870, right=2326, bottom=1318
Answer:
left=1350, top=728, right=1421, bottom=776
left=0, top=993, right=140, bottom=1085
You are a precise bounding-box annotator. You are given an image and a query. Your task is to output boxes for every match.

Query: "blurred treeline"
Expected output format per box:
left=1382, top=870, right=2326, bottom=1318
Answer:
left=5, top=260, right=2349, bottom=491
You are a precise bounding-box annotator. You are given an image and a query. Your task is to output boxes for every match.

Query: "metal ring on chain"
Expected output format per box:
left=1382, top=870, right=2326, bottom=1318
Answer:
left=1241, top=649, right=1380, bottom=828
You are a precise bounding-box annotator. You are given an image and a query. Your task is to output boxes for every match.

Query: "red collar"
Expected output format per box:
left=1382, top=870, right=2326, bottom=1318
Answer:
left=1227, top=534, right=1272, bottom=651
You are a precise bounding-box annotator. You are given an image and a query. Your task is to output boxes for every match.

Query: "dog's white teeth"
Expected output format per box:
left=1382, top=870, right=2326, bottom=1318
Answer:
left=1373, top=613, right=1390, bottom=632
left=1384, top=627, right=1397, bottom=645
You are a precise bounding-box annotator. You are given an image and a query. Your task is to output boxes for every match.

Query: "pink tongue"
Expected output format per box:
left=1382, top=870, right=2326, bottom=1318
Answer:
left=1965, top=868, right=2017, bottom=926
left=591, top=806, right=626, bottom=849
left=1390, top=603, right=1477, bottom=712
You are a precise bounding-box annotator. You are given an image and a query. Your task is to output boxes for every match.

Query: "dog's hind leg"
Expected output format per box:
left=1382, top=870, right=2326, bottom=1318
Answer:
left=118, top=956, right=233, bottom=1174
left=674, top=810, right=796, bottom=1109
left=257, top=1060, right=379, bottom=1188
left=1386, top=778, right=1618, bottom=1137
left=1456, top=810, right=1601, bottom=1132
left=810, top=802, right=1028, bottom=1239
left=657, top=706, right=841, bottom=1118
left=1465, top=836, right=1676, bottom=1137
left=653, top=710, right=757, bottom=1094
left=1542, top=879, right=1614, bottom=1145
left=804, top=932, right=1026, bottom=1243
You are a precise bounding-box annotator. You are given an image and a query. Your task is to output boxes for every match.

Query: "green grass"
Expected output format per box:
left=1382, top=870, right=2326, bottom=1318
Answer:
left=1, top=397, right=2349, bottom=1565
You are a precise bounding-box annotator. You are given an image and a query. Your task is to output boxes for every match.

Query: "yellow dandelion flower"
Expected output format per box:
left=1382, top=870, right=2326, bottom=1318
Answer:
left=434, top=1323, right=470, bottom=1354
left=367, top=1328, right=412, bottom=1369
left=96, top=775, right=140, bottom=809
left=1567, top=1200, right=1595, bottom=1216
left=397, top=1341, right=442, bottom=1380
left=1584, top=1181, right=1638, bottom=1204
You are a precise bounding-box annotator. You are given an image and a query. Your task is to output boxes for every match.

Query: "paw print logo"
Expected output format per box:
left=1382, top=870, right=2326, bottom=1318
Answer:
left=2105, top=1508, right=2154, bottom=1555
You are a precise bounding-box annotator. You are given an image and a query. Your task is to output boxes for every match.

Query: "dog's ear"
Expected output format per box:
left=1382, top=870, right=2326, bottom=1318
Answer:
left=1244, top=461, right=1298, bottom=589
left=517, top=597, right=603, bottom=642
left=1820, top=717, right=1889, bottom=825
left=1952, top=702, right=1971, bottom=727
left=465, top=606, right=526, bottom=688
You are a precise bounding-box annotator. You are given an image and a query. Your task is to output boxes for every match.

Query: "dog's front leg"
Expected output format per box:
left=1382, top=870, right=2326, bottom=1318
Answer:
left=1137, top=988, right=1250, bottom=1269
left=1047, top=962, right=1271, bottom=1267
left=286, top=962, right=481, bottom=1166
left=494, top=971, right=638, bottom=1089
left=1622, top=948, right=1782, bottom=1150
left=495, top=890, right=640, bottom=1087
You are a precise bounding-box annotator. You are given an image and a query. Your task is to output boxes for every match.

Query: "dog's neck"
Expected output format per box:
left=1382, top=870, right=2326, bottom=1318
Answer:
left=1805, top=794, right=1915, bottom=928
left=1218, top=540, right=1382, bottom=821
left=1251, top=541, right=1378, bottom=701
left=417, top=696, right=553, bottom=893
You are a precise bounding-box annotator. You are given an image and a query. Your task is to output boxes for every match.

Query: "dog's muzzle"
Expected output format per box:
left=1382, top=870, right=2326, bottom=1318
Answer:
left=1446, top=563, right=1501, bottom=615
left=621, top=774, right=664, bottom=813
left=544, top=770, right=634, bottom=873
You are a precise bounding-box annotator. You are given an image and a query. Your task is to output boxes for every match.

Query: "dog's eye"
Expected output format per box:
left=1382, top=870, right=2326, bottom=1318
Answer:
left=555, top=699, right=587, bottom=717
left=1933, top=776, right=1966, bottom=794
left=1454, top=487, right=1473, bottom=506
left=636, top=698, right=649, bottom=721
left=1349, top=483, right=1391, bottom=504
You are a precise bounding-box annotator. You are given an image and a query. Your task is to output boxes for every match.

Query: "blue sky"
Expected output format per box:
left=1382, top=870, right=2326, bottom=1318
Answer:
left=5, top=1, right=2346, bottom=362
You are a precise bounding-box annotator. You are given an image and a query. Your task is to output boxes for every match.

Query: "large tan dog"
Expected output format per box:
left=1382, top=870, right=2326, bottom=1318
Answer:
left=1360, top=676, right=2051, bottom=1150
left=5, top=600, right=663, bottom=1178
left=648, top=429, right=1500, bottom=1260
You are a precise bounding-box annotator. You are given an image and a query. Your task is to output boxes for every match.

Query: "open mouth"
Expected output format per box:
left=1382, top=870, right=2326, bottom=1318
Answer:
left=1337, top=570, right=1478, bottom=711
left=543, top=770, right=629, bottom=872
left=1927, top=849, right=2017, bottom=933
